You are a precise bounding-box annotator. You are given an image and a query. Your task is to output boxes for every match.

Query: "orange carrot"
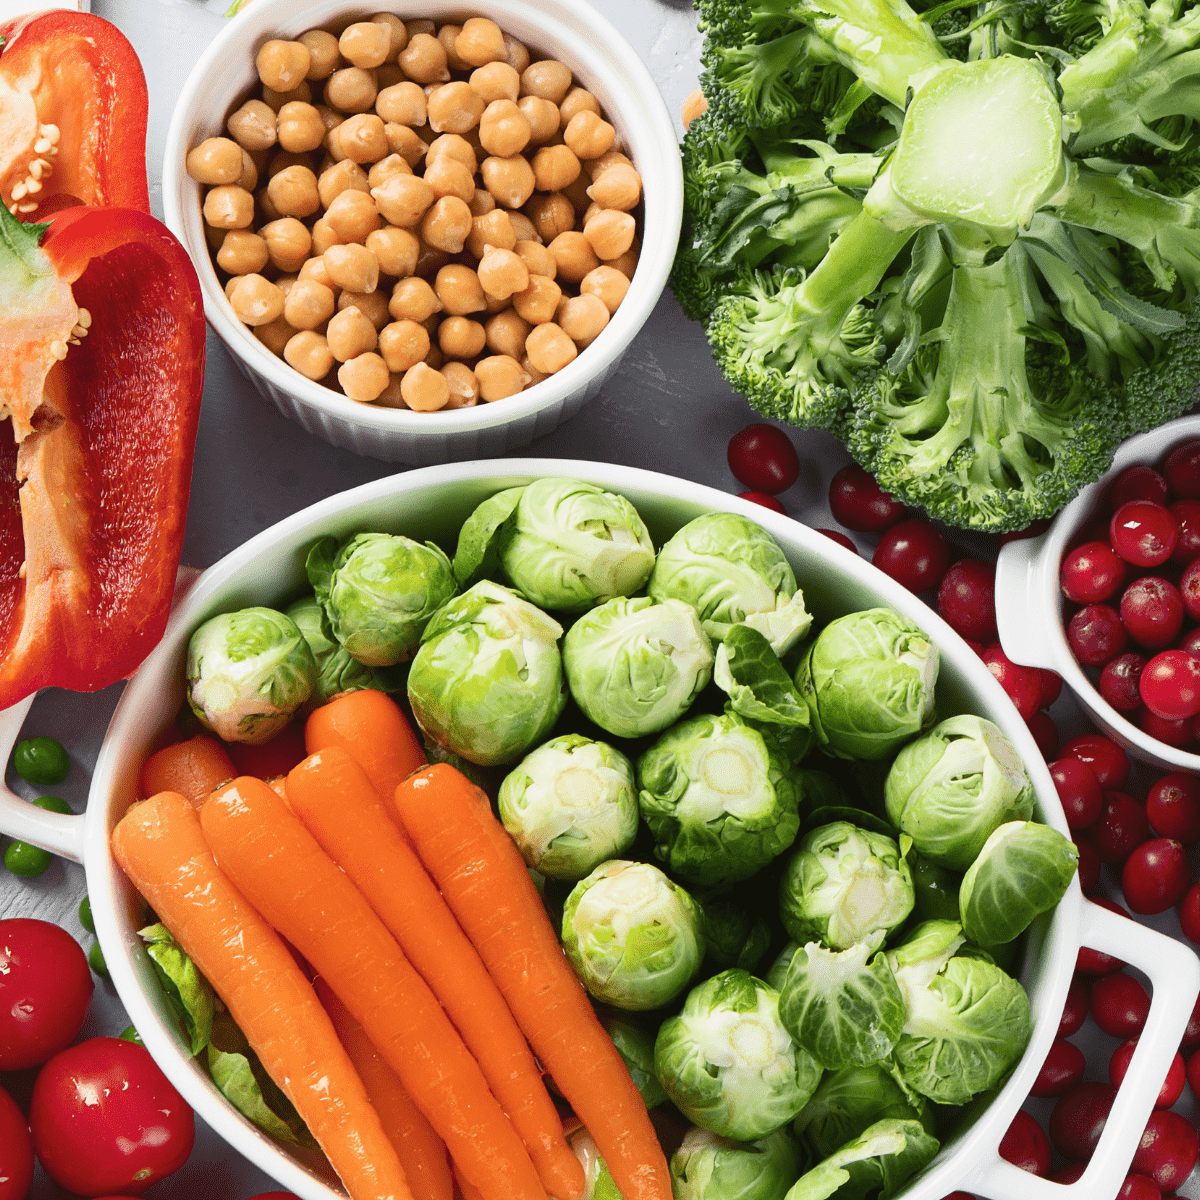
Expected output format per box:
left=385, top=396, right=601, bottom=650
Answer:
left=453, top=1163, right=486, bottom=1200
left=305, top=690, right=426, bottom=800
left=287, top=749, right=584, bottom=1200
left=200, top=776, right=547, bottom=1200
left=315, top=976, right=454, bottom=1200
left=392, top=765, right=672, bottom=1200
left=110, top=790, right=412, bottom=1200
left=139, top=735, right=235, bottom=807
left=228, top=718, right=308, bottom=781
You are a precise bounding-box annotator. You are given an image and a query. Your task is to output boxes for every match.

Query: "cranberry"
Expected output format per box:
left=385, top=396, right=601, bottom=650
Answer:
left=1077, top=897, right=1129, bottom=974
left=1062, top=541, right=1129, bottom=603
left=1094, top=792, right=1151, bottom=864
left=1060, top=974, right=1090, bottom=1036
left=983, top=644, right=1044, bottom=721
left=1119, top=1175, right=1166, bottom=1200
left=1110, top=1039, right=1186, bottom=1109
left=1111, top=501, right=1180, bottom=568
left=1132, top=1110, right=1199, bottom=1191
left=816, top=528, right=857, bottom=555
left=873, top=519, right=948, bottom=593
left=1039, top=669, right=1063, bottom=708
left=999, top=1109, right=1052, bottom=1176
left=1113, top=465, right=1171, bottom=510
left=965, top=639, right=987, bottom=658
left=1121, top=577, right=1186, bottom=650
left=1027, top=710, right=1060, bottom=760
left=1140, top=649, right=1200, bottom=720
left=1050, top=757, right=1103, bottom=830
left=1180, top=558, right=1200, bottom=622
left=1181, top=626, right=1200, bottom=657
left=1050, top=1164, right=1087, bottom=1183
left=1101, top=653, right=1149, bottom=712
left=828, top=465, right=903, bottom=533
left=1187, top=1047, right=1200, bottom=1093
left=937, top=560, right=997, bottom=644
left=1147, top=774, right=1200, bottom=843
left=727, top=425, right=800, bottom=494
left=1031, top=1037, right=1086, bottom=1098
left=1074, top=830, right=1101, bottom=896
left=1069, top=603, right=1128, bottom=665
left=1140, top=708, right=1196, bottom=748
left=1179, top=881, right=1200, bottom=944
left=1049, top=1081, right=1116, bottom=1159
left=1001, top=519, right=1052, bottom=544
left=1171, top=499, right=1200, bottom=565
left=1165, top=439, right=1200, bottom=499
left=939, top=1194, right=976, bottom=1200
left=1061, top=732, right=1130, bottom=789
left=1122, top=838, right=1191, bottom=914
left=737, top=490, right=786, bottom=513
left=1090, top=972, right=1151, bottom=1038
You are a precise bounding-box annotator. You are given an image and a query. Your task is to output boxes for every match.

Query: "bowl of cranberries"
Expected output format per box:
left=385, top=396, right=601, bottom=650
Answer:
left=998, top=416, right=1200, bottom=772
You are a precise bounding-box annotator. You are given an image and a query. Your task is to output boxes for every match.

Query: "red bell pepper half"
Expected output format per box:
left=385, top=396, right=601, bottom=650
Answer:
left=0, top=203, right=205, bottom=708
left=0, top=12, right=149, bottom=220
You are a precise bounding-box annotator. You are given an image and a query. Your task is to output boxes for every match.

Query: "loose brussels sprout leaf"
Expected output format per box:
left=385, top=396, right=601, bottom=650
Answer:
left=793, top=1064, right=928, bottom=1162
left=567, top=1125, right=623, bottom=1200
left=784, top=1118, right=939, bottom=1200
left=671, top=1126, right=807, bottom=1200
left=638, top=712, right=802, bottom=887
left=308, top=531, right=457, bottom=667
left=701, top=893, right=772, bottom=974
left=649, top=513, right=813, bottom=655
left=959, top=822, right=1078, bottom=947
left=138, top=924, right=214, bottom=1056
left=498, top=735, right=639, bottom=880
left=453, top=486, right=526, bottom=588
left=779, top=823, right=915, bottom=952
left=715, top=625, right=813, bottom=734
left=408, top=581, right=567, bottom=766
left=563, top=596, right=714, bottom=739
left=884, top=715, right=1035, bottom=871
left=796, top=769, right=851, bottom=813
left=739, top=710, right=814, bottom=765
left=602, top=1017, right=668, bottom=1108
left=286, top=595, right=404, bottom=706
left=778, top=942, right=905, bottom=1071
left=186, top=607, right=316, bottom=744
left=655, top=969, right=823, bottom=1141
left=795, top=610, right=938, bottom=761
left=766, top=941, right=800, bottom=991
left=499, top=478, right=656, bottom=613
left=562, top=860, right=704, bottom=1010
left=908, top=852, right=963, bottom=924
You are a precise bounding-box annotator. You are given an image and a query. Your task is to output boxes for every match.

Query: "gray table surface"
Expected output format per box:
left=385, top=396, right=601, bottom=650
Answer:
left=3, top=0, right=1200, bottom=1195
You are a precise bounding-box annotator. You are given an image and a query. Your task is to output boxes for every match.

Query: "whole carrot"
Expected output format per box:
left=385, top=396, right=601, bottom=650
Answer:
left=139, top=735, right=235, bottom=807
left=392, top=765, right=671, bottom=1200
left=315, top=976, right=454, bottom=1200
left=200, top=775, right=546, bottom=1200
left=305, top=690, right=425, bottom=799
left=287, top=748, right=584, bottom=1200
left=110, top=790, right=412, bottom=1200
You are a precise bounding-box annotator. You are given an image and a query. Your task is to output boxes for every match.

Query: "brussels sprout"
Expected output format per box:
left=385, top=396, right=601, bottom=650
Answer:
left=638, top=713, right=802, bottom=887
left=453, top=486, right=526, bottom=588
left=186, top=607, right=316, bottom=744
left=714, top=625, right=813, bottom=741
left=567, top=1125, right=622, bottom=1200
left=765, top=942, right=800, bottom=992
left=886, top=921, right=1033, bottom=1105
left=909, top=853, right=963, bottom=924
left=563, top=596, right=714, bottom=738
left=562, top=860, right=704, bottom=1010
left=601, top=1017, right=668, bottom=1108
left=783, top=1118, right=939, bottom=1200
left=498, top=735, right=639, bottom=881
left=795, top=610, right=938, bottom=761
left=407, top=581, right=567, bottom=766
left=655, top=970, right=823, bottom=1141
left=884, top=715, right=1035, bottom=871
left=671, top=1126, right=807, bottom=1200
left=777, top=942, right=905, bottom=1071
left=285, top=595, right=404, bottom=706
left=793, top=1065, right=928, bottom=1162
left=779, top=823, right=914, bottom=952
left=649, top=513, right=813, bottom=655
left=701, top=894, right=772, bottom=974
left=959, top=822, right=1078, bottom=947
left=307, top=532, right=457, bottom=667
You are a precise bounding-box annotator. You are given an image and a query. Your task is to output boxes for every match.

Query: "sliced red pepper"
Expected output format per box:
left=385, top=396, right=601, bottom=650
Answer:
left=0, top=12, right=149, bottom=220
left=0, top=204, right=205, bottom=707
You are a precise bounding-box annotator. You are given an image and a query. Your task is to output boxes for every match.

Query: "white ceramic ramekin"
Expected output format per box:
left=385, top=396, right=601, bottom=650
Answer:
left=1, top=463, right=1195, bottom=1200
left=997, top=415, right=1200, bottom=773
left=162, top=0, right=682, bottom=465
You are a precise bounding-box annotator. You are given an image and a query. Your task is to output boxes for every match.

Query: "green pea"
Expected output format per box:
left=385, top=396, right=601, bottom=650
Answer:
left=3, top=797, right=71, bottom=877
left=12, top=736, right=69, bottom=786
left=79, top=895, right=95, bottom=933
left=88, top=941, right=109, bottom=978
left=119, top=1024, right=143, bottom=1045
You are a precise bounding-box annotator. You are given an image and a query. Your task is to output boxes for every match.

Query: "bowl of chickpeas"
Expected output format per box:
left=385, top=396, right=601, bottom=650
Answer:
left=163, top=0, right=680, bottom=464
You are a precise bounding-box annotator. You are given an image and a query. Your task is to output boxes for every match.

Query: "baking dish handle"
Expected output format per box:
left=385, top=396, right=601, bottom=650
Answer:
left=994, top=532, right=1058, bottom=671
left=965, top=899, right=1200, bottom=1200
left=0, top=694, right=86, bottom=863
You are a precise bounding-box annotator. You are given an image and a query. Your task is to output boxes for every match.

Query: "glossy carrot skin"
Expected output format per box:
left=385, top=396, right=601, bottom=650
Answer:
left=110, top=790, right=411, bottom=1200
left=393, top=765, right=671, bottom=1200
left=287, top=749, right=583, bottom=1200
left=200, top=776, right=547, bottom=1200
left=139, top=735, right=234, bottom=806
left=305, top=690, right=425, bottom=799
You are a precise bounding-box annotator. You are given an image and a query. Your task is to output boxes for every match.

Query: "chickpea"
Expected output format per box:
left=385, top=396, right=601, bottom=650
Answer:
left=217, top=229, right=269, bottom=275
left=561, top=170, right=592, bottom=215
left=587, top=162, right=641, bottom=211
left=469, top=188, right=497, bottom=217
left=507, top=211, right=540, bottom=245
left=504, top=34, right=531, bottom=74
left=275, top=274, right=300, bottom=299
left=374, top=374, right=407, bottom=407
left=604, top=238, right=640, bottom=278
left=681, top=87, right=708, bottom=131
left=414, top=241, right=452, bottom=278
left=471, top=354, right=527, bottom=400
left=281, top=330, right=333, bottom=380
left=482, top=290, right=511, bottom=316
left=583, top=208, right=635, bottom=261
left=229, top=274, right=285, bottom=326
left=299, top=30, right=341, bottom=80
left=548, top=230, right=600, bottom=284
left=435, top=264, right=487, bottom=315
left=524, top=321, right=577, bottom=374
left=275, top=101, right=326, bottom=154
left=256, top=186, right=282, bottom=223
left=582, top=201, right=601, bottom=227
left=580, top=264, right=630, bottom=314
left=203, top=184, right=254, bottom=230
left=223, top=275, right=241, bottom=302
left=262, top=81, right=313, bottom=113
left=372, top=174, right=434, bottom=227
left=465, top=209, right=516, bottom=259
left=372, top=13, right=408, bottom=58
left=317, top=104, right=345, bottom=140
left=476, top=246, right=529, bottom=301
left=378, top=318, right=430, bottom=372
left=258, top=217, right=311, bottom=272
left=583, top=149, right=632, bottom=180
left=253, top=315, right=293, bottom=356
left=559, top=293, right=609, bottom=346
left=564, top=111, right=614, bottom=161
left=228, top=99, right=278, bottom=151
left=523, top=193, right=574, bottom=244
left=237, top=149, right=259, bottom=191
left=426, top=134, right=477, bottom=175
left=338, top=22, right=389, bottom=70
left=485, top=309, right=531, bottom=359
left=438, top=316, right=487, bottom=359
left=426, top=83, right=485, bottom=136
left=399, top=34, right=450, bottom=85
left=425, top=154, right=476, bottom=205
left=299, top=255, right=339, bottom=291
left=470, top=61, right=520, bottom=104
left=436, top=24, right=473, bottom=73
left=326, top=305, right=378, bottom=361
left=187, top=137, right=244, bottom=185
left=442, top=361, right=480, bottom=408
left=514, top=238, right=556, bottom=280
left=389, top=276, right=442, bottom=323
left=325, top=67, right=378, bottom=114
left=400, top=361, right=449, bottom=410
left=385, top=123, right=428, bottom=166
left=324, top=243, right=380, bottom=293
left=476, top=99, right=530, bottom=159
left=405, top=19, right=435, bottom=39
left=376, top=80, right=426, bottom=126
left=335, top=113, right=387, bottom=163
left=520, top=60, right=573, bottom=104
left=365, top=155, right=410, bottom=191
left=420, top=195, right=473, bottom=253
left=266, top=164, right=320, bottom=218
left=338, top=352, right=390, bottom=402
left=257, top=40, right=311, bottom=93
left=282, top=278, right=335, bottom=330
left=559, top=87, right=601, bottom=125
left=518, top=96, right=559, bottom=145
left=267, top=149, right=313, bottom=178
left=338, top=288, right=391, bottom=329
left=315, top=160, right=367, bottom=209
left=512, top=274, right=562, bottom=325
left=366, top=226, right=420, bottom=278
left=532, top=144, right=581, bottom=193
left=481, top=155, right=535, bottom=209
left=311, top=217, right=341, bottom=255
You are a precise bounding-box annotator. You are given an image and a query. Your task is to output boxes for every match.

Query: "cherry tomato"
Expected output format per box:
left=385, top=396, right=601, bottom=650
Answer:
left=828, top=464, right=904, bottom=533
left=1147, top=774, right=1200, bottom=843
left=1111, top=501, right=1180, bottom=568
left=1030, top=1037, right=1086, bottom=1098
left=1140, top=649, right=1200, bottom=720
left=736, top=491, right=786, bottom=514
left=1061, top=733, right=1130, bottom=790
left=983, top=644, right=1043, bottom=722
left=872, top=519, right=948, bottom=593
left=1100, top=653, right=1148, bottom=712
left=1050, top=757, right=1103, bottom=830
left=1110, top=1039, right=1186, bottom=1110
left=1060, top=974, right=1090, bottom=1037
left=998, top=1109, right=1051, bottom=1176
left=1132, top=1110, right=1199, bottom=1192
left=1122, top=838, right=1191, bottom=914
left=0, top=1084, right=33, bottom=1200
left=727, top=424, right=800, bottom=494
left=1068, top=603, right=1128, bottom=666
left=1061, top=541, right=1127, bottom=604
left=1090, top=972, right=1150, bottom=1038
left=1074, top=830, right=1101, bottom=896
left=1094, top=792, right=1150, bottom=864
left=1112, top=465, right=1171, bottom=510
left=1181, top=882, right=1200, bottom=945
left=816, top=528, right=857, bottom=554
left=936, top=559, right=997, bottom=644
left=1077, top=897, right=1129, bottom=974
left=0, top=918, right=93, bottom=1070
left=1049, top=1081, right=1116, bottom=1159
left=1027, top=710, right=1060, bottom=760
left=30, top=1037, right=195, bottom=1196
left=1165, top=439, right=1200, bottom=499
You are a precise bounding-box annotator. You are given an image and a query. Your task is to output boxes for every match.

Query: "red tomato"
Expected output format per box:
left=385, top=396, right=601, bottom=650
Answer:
left=0, top=918, right=93, bottom=1070
left=0, top=1084, right=33, bottom=1200
left=30, top=1037, right=194, bottom=1196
